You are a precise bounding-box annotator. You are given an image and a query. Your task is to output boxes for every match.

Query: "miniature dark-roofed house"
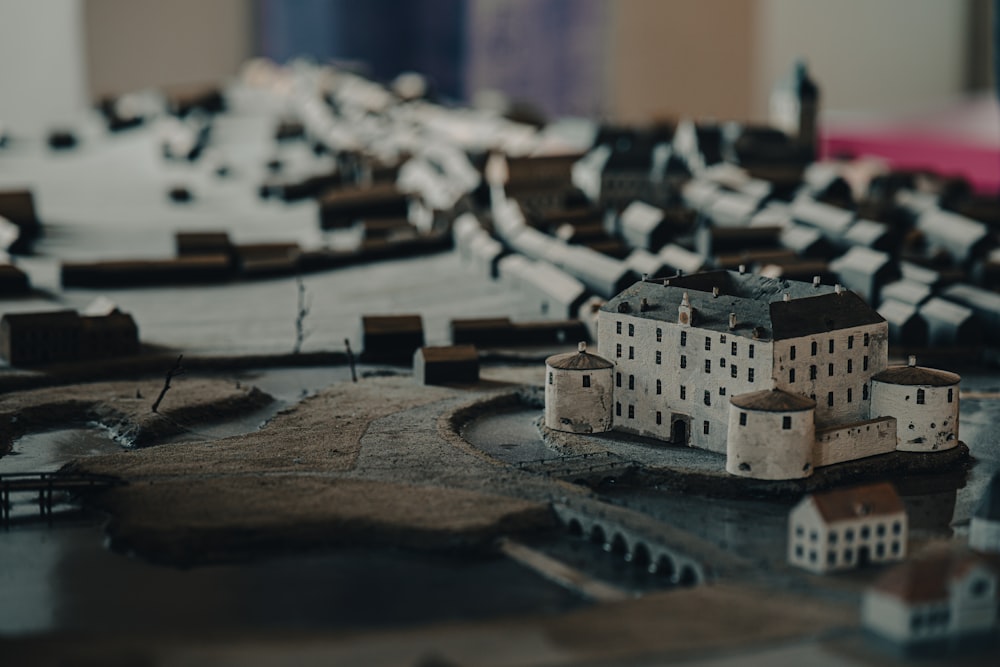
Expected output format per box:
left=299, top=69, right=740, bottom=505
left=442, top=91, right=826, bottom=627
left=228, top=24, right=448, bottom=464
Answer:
left=917, top=208, right=991, bottom=268
left=0, top=311, right=81, bottom=366
left=829, top=246, right=899, bottom=305
left=788, top=482, right=908, bottom=574
left=877, top=299, right=928, bottom=347
left=360, top=314, right=425, bottom=364
left=79, top=310, right=140, bottom=361
left=0, top=264, right=31, bottom=296
left=413, top=345, right=479, bottom=386
left=918, top=297, right=981, bottom=348
left=862, top=551, right=998, bottom=651
left=970, top=472, right=1000, bottom=555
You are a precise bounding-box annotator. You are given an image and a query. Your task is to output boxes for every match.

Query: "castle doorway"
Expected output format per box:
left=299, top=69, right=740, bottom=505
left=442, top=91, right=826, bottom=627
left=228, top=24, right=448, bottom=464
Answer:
left=671, top=415, right=689, bottom=445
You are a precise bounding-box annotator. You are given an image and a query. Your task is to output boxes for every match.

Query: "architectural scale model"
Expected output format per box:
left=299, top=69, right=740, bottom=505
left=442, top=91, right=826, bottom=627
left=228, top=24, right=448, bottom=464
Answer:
left=545, top=269, right=961, bottom=480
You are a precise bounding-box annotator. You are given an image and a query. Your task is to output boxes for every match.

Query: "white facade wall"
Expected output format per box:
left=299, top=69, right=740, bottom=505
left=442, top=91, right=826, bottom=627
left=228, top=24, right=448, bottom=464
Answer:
left=788, top=503, right=907, bottom=574
left=870, top=380, right=959, bottom=452
left=597, top=309, right=772, bottom=453
left=813, top=417, right=896, bottom=468
left=726, top=406, right=813, bottom=480
left=862, top=591, right=915, bottom=644
left=545, top=364, right=614, bottom=433
left=770, top=323, right=888, bottom=428
left=949, top=567, right=998, bottom=636
left=969, top=518, right=1000, bottom=554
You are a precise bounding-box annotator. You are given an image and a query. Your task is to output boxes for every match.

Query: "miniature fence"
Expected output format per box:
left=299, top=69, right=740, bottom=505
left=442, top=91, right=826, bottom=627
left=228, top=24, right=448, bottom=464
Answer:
left=0, top=472, right=124, bottom=526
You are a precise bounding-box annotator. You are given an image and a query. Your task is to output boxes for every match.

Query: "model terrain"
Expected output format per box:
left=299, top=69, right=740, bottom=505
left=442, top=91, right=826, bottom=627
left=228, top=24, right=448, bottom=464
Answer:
left=1, top=58, right=998, bottom=666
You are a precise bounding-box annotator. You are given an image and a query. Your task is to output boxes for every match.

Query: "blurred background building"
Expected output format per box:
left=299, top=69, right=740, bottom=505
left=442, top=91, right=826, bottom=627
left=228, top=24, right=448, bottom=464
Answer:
left=0, top=0, right=993, bottom=128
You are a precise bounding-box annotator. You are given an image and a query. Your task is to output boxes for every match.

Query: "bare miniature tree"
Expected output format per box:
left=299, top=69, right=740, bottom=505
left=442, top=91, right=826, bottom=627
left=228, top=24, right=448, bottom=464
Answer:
left=151, top=354, right=185, bottom=413
left=345, top=338, right=357, bottom=382
left=293, top=274, right=310, bottom=354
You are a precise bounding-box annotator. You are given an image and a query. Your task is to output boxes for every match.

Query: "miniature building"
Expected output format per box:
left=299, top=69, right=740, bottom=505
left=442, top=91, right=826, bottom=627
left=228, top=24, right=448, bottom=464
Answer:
left=360, top=314, right=425, bottom=364
left=969, top=472, right=1000, bottom=554
left=829, top=246, right=898, bottom=305
left=545, top=342, right=614, bottom=434
left=545, top=269, right=963, bottom=480
left=0, top=309, right=139, bottom=366
left=413, top=345, right=479, bottom=385
left=870, top=358, right=960, bottom=452
left=0, top=264, right=31, bottom=296
left=862, top=551, right=997, bottom=649
left=788, top=482, right=907, bottom=574
left=619, top=201, right=671, bottom=251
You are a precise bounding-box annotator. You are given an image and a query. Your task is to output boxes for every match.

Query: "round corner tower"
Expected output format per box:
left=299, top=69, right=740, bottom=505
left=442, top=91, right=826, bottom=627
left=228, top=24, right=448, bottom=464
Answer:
left=726, top=389, right=816, bottom=480
left=545, top=342, right=614, bottom=434
left=870, top=357, right=960, bottom=452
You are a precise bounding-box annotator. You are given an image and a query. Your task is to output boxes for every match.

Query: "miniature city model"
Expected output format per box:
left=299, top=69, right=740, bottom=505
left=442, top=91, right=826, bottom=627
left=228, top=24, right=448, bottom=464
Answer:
left=545, top=269, right=961, bottom=480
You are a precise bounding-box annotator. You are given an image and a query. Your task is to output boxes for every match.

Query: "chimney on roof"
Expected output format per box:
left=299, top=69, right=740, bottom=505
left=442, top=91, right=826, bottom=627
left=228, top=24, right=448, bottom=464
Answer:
left=617, top=301, right=631, bottom=313
left=578, top=341, right=587, bottom=353
left=738, top=264, right=746, bottom=274
left=641, top=273, right=649, bottom=282
left=640, top=297, right=650, bottom=312
left=783, top=293, right=790, bottom=302
left=908, top=355, right=916, bottom=367
left=813, top=276, right=821, bottom=288
left=752, top=326, right=764, bottom=339
left=712, top=287, right=719, bottom=298
left=835, top=284, right=843, bottom=295
left=678, top=291, right=694, bottom=326
left=729, top=313, right=737, bottom=330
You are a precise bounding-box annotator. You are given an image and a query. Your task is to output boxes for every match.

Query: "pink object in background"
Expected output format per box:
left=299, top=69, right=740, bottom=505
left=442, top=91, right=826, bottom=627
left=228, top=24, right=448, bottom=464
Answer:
left=821, top=94, right=1000, bottom=195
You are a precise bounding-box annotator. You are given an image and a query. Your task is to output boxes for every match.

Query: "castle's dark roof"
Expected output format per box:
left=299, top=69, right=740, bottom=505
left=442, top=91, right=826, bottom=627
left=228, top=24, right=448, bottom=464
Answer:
left=872, top=366, right=960, bottom=387
left=601, top=270, right=883, bottom=341
left=974, top=471, right=1000, bottom=521
left=730, top=388, right=815, bottom=412
left=546, top=348, right=614, bottom=371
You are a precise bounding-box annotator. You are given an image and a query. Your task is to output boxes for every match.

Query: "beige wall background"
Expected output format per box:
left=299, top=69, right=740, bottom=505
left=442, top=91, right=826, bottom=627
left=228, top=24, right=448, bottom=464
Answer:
left=84, top=0, right=253, bottom=98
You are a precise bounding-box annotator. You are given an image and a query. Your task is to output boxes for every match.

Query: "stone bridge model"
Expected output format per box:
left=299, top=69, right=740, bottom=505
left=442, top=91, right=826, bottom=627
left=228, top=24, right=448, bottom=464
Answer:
left=551, top=497, right=707, bottom=585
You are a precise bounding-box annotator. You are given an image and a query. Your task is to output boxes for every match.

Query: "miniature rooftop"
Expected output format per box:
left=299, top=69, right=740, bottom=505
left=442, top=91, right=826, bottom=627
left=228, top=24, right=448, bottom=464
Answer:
left=871, top=550, right=990, bottom=603
left=806, top=482, right=905, bottom=523
left=602, top=270, right=884, bottom=341
left=729, top=388, right=816, bottom=412
left=546, top=342, right=614, bottom=370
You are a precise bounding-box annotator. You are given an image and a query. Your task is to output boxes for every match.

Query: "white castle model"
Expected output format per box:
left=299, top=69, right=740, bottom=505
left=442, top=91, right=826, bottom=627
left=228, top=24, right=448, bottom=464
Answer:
left=544, top=270, right=961, bottom=480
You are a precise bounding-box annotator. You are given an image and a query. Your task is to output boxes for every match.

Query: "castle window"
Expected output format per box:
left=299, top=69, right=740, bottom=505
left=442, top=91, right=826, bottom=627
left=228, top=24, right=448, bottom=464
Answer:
left=582, top=375, right=591, bottom=388
left=548, top=372, right=553, bottom=385
left=847, top=388, right=853, bottom=403
left=731, top=365, right=738, bottom=379
left=789, top=368, right=796, bottom=383
left=720, top=334, right=726, bottom=344
left=829, top=531, right=838, bottom=544
left=748, top=368, right=755, bottom=382
left=845, top=528, right=855, bottom=542
left=811, top=341, right=818, bottom=355
left=720, top=357, right=726, bottom=368
left=656, top=327, right=662, bottom=342
left=680, top=331, right=687, bottom=346
left=828, top=363, right=834, bottom=377
left=655, top=350, right=661, bottom=364
left=863, top=356, right=869, bottom=371
left=892, top=521, right=901, bottom=535
left=731, top=341, right=737, bottom=356
left=790, top=345, right=796, bottom=360
left=628, top=404, right=635, bottom=419
left=719, top=387, right=726, bottom=396
left=860, top=526, right=870, bottom=540
left=782, top=416, right=791, bottom=429
left=616, top=343, right=622, bottom=358
left=680, top=355, right=687, bottom=369
left=703, top=421, right=710, bottom=435
left=704, top=359, right=711, bottom=373
left=875, top=543, right=885, bottom=558
left=863, top=384, right=869, bottom=401
left=948, top=388, right=953, bottom=403
left=628, top=374, right=635, bottom=390
left=891, top=541, right=900, bottom=555
left=848, top=335, right=854, bottom=349
left=628, top=346, right=634, bottom=360
left=827, top=551, right=836, bottom=566
left=616, top=372, right=621, bottom=387
left=749, top=344, right=755, bottom=359
left=864, top=333, right=870, bottom=346
left=656, top=379, right=662, bottom=395
left=680, top=385, right=686, bottom=400
left=628, top=323, right=634, bottom=337
left=704, top=337, right=711, bottom=351
left=916, top=389, right=925, bottom=405
left=827, top=392, right=834, bottom=407
left=828, top=339, right=834, bottom=354
left=616, top=402, right=621, bottom=417
left=616, top=321, right=622, bottom=335
left=656, top=411, right=662, bottom=425
left=739, top=412, right=747, bottom=426
left=847, top=359, right=853, bottom=373
left=704, top=390, right=711, bottom=406
left=810, top=365, right=817, bottom=380
left=876, top=524, right=886, bottom=537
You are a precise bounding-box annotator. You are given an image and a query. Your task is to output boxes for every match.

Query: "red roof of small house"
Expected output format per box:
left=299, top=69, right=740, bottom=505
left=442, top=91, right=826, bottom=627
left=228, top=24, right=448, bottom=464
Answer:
left=871, top=550, right=994, bottom=604
left=808, top=482, right=905, bottom=524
